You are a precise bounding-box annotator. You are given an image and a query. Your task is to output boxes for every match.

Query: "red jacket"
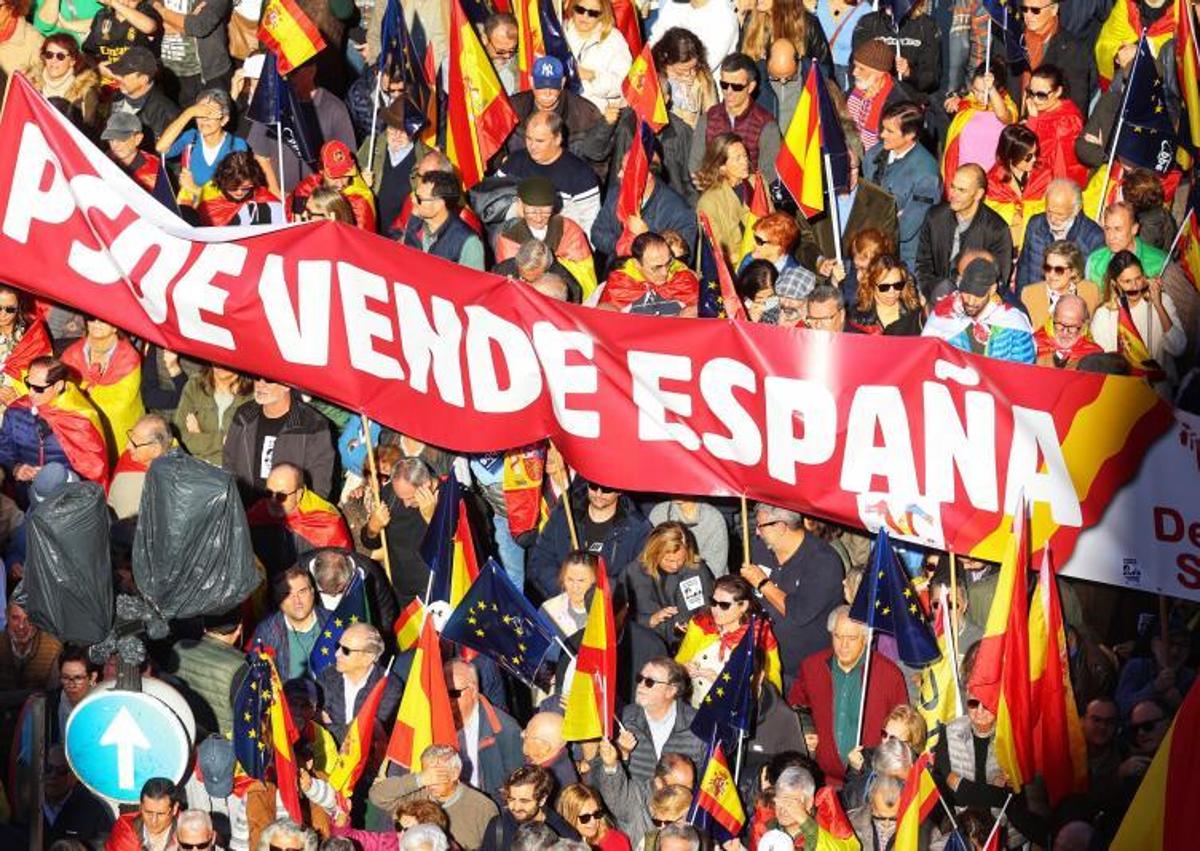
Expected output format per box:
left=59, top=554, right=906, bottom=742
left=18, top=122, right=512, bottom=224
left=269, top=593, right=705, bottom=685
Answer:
left=105, top=812, right=175, bottom=851
left=786, top=647, right=909, bottom=785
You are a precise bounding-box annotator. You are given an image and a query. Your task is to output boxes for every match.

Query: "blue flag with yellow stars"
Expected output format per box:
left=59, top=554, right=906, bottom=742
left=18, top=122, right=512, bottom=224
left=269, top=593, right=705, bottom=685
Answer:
left=441, top=558, right=559, bottom=689
left=1114, top=33, right=1178, bottom=175
left=979, top=0, right=1027, bottom=71
left=233, top=649, right=274, bottom=778
left=690, top=616, right=758, bottom=749
left=309, top=570, right=369, bottom=676
left=849, top=529, right=940, bottom=667
left=697, top=221, right=732, bottom=319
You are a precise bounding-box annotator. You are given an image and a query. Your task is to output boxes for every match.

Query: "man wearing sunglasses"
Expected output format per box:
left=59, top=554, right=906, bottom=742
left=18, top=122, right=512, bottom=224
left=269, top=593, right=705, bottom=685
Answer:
left=174, top=810, right=217, bottom=851
left=446, top=658, right=524, bottom=799
left=317, top=622, right=402, bottom=743
left=246, top=462, right=353, bottom=574
left=686, top=53, right=782, bottom=186
left=481, top=12, right=521, bottom=94
left=619, top=658, right=706, bottom=785
left=0, top=355, right=108, bottom=499
left=1015, top=0, right=1094, bottom=115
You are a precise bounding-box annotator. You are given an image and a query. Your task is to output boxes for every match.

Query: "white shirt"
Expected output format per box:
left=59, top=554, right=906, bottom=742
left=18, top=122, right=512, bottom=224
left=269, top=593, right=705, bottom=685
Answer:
left=649, top=0, right=740, bottom=74
left=1090, top=292, right=1187, bottom=385
left=646, top=702, right=677, bottom=757
left=463, top=706, right=481, bottom=786
left=343, top=671, right=371, bottom=722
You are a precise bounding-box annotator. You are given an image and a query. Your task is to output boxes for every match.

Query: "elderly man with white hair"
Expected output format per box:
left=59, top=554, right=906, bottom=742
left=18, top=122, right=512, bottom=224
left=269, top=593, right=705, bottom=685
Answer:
left=758, top=767, right=822, bottom=851
left=740, top=503, right=845, bottom=692
left=256, top=818, right=318, bottom=851
left=1015, top=178, right=1104, bottom=291
left=786, top=606, right=911, bottom=788
left=177, top=809, right=219, bottom=850
left=316, top=621, right=403, bottom=743
left=847, top=740, right=923, bottom=850
left=369, top=744, right=499, bottom=851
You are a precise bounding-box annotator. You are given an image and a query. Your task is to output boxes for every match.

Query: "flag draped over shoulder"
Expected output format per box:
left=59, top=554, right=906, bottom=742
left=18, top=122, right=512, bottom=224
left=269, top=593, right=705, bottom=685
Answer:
left=421, top=475, right=481, bottom=612
left=1112, top=34, right=1177, bottom=175
left=615, top=121, right=653, bottom=251
left=562, top=563, right=616, bottom=740
left=777, top=61, right=848, bottom=218
left=0, top=318, right=51, bottom=384
left=387, top=617, right=458, bottom=770
left=690, top=615, right=758, bottom=747
left=1111, top=680, right=1200, bottom=850
left=328, top=676, right=388, bottom=798
left=622, top=43, right=669, bottom=132
left=256, top=0, right=326, bottom=74
left=849, top=529, right=940, bottom=667
left=689, top=741, right=744, bottom=842
left=1028, top=547, right=1087, bottom=806
left=447, top=0, right=519, bottom=188
left=1095, top=0, right=1175, bottom=88
left=441, top=558, right=560, bottom=688
left=246, top=488, right=353, bottom=549
left=309, top=571, right=369, bottom=676
left=895, top=752, right=940, bottom=851
left=1116, top=292, right=1166, bottom=381
left=967, top=500, right=1034, bottom=790
left=10, top=384, right=108, bottom=483
left=697, top=213, right=746, bottom=320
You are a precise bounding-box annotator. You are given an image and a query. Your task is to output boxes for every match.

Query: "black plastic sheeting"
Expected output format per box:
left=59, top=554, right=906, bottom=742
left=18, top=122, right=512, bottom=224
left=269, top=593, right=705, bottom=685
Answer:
left=132, top=451, right=259, bottom=620
left=22, top=481, right=114, bottom=645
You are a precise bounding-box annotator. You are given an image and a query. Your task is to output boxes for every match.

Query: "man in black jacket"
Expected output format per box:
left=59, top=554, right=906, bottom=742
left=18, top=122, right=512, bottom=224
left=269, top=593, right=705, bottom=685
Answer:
left=1015, top=0, right=1095, bottom=114
left=106, top=46, right=181, bottom=148
left=480, top=766, right=580, bottom=851
left=222, top=379, right=336, bottom=502
left=915, top=164, right=1013, bottom=299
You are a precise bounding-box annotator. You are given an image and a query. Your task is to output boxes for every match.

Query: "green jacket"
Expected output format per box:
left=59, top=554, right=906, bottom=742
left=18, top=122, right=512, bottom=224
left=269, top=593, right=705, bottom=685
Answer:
left=1086, top=237, right=1168, bottom=298
left=166, top=634, right=247, bottom=738
left=172, top=375, right=252, bottom=466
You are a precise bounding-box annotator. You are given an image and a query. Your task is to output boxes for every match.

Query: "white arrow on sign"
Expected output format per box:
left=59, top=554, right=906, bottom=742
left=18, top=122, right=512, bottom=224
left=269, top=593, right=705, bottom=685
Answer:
left=99, top=706, right=151, bottom=790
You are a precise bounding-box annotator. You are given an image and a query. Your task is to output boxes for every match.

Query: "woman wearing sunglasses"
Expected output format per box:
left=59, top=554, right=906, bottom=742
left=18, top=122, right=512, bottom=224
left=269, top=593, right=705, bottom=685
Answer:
left=1021, top=65, right=1087, bottom=187
left=558, top=784, right=631, bottom=851
left=563, top=0, right=631, bottom=113
left=1018, top=240, right=1099, bottom=333
left=984, top=124, right=1051, bottom=251
left=29, top=33, right=99, bottom=133
left=841, top=704, right=927, bottom=811
left=847, top=254, right=924, bottom=336
left=0, top=285, right=52, bottom=404
left=625, top=522, right=715, bottom=650
left=674, top=575, right=782, bottom=707
left=1091, top=250, right=1186, bottom=391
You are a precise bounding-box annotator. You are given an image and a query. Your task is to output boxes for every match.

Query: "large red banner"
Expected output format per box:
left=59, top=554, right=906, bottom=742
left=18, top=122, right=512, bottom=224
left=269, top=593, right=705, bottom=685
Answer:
left=2, top=76, right=1198, bottom=599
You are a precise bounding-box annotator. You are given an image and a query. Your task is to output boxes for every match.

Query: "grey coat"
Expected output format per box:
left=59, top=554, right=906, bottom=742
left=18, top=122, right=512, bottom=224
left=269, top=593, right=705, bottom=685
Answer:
left=619, top=699, right=707, bottom=785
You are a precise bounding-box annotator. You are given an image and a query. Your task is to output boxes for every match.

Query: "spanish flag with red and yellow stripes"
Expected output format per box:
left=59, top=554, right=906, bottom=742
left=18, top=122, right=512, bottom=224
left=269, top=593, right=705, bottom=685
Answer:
left=1116, top=294, right=1166, bottom=381
left=447, top=0, right=519, bottom=189
left=967, top=499, right=1035, bottom=791
left=246, top=487, right=353, bottom=550
left=328, top=675, right=388, bottom=798
left=10, top=383, right=109, bottom=483
left=1028, top=546, right=1088, bottom=808
left=265, top=651, right=303, bottom=821
left=1178, top=0, right=1200, bottom=152
left=257, top=0, right=327, bottom=75
left=387, top=617, right=458, bottom=771
left=691, top=741, right=744, bottom=840
left=621, top=43, right=669, bottom=132
left=1094, top=0, right=1175, bottom=88
left=562, top=559, right=617, bottom=741
left=1111, top=679, right=1200, bottom=850
left=895, top=752, right=940, bottom=851
left=61, top=335, right=144, bottom=465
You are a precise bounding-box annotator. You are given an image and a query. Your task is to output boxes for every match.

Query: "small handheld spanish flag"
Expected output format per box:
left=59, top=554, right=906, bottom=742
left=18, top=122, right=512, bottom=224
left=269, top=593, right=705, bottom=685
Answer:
left=256, top=0, right=326, bottom=75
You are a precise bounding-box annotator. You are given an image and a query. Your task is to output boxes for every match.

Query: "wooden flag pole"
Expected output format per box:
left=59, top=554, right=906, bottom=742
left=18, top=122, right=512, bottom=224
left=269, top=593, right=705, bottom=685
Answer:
left=360, top=414, right=392, bottom=582
left=949, top=550, right=961, bottom=663
left=366, top=72, right=383, bottom=175
left=740, top=495, right=751, bottom=566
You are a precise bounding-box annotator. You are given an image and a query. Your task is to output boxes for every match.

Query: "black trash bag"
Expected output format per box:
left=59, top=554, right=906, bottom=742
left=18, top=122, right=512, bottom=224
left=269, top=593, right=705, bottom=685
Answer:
left=132, top=451, right=258, bottom=619
left=21, top=481, right=114, bottom=645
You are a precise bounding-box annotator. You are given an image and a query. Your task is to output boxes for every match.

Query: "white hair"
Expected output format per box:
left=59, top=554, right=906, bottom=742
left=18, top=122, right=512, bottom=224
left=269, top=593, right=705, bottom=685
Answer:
left=258, top=819, right=318, bottom=851
left=774, top=766, right=815, bottom=801
left=421, top=744, right=463, bottom=774
left=753, top=503, right=804, bottom=530
left=401, top=824, right=450, bottom=851
left=177, top=810, right=212, bottom=834
left=826, top=604, right=865, bottom=634
left=871, top=737, right=914, bottom=777
left=1045, top=178, right=1083, bottom=212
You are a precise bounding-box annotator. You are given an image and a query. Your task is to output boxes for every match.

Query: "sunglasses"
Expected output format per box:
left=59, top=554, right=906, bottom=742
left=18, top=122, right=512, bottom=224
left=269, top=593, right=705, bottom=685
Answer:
left=651, top=818, right=675, bottom=828
left=636, top=674, right=668, bottom=688
left=337, top=643, right=368, bottom=656
left=587, top=483, right=615, bottom=494
left=753, top=234, right=769, bottom=246
left=1027, top=89, right=1053, bottom=100
left=26, top=381, right=54, bottom=393
left=573, top=4, right=602, bottom=15
left=577, top=811, right=605, bottom=824
left=179, top=842, right=214, bottom=851
left=710, top=598, right=737, bottom=610
left=966, top=698, right=983, bottom=710
left=1020, top=3, right=1052, bottom=11
left=42, top=50, right=70, bottom=60
left=267, top=488, right=297, bottom=503
left=447, top=685, right=473, bottom=699
left=0, top=305, right=18, bottom=314
left=1042, top=263, right=1069, bottom=274
left=719, top=80, right=749, bottom=92
left=876, top=281, right=905, bottom=293
left=1133, top=717, right=1164, bottom=733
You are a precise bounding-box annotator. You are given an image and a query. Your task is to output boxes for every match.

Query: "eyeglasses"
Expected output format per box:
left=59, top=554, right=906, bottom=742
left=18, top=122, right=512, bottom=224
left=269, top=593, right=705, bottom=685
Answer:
left=447, top=684, right=474, bottom=699
left=710, top=598, right=738, bottom=610
left=337, top=643, right=369, bottom=656
left=179, top=841, right=214, bottom=851
left=753, top=234, right=770, bottom=246
left=805, top=312, right=842, bottom=326
left=768, top=73, right=798, bottom=84
left=636, top=674, right=668, bottom=688
left=650, top=818, right=675, bottom=828
left=126, top=429, right=158, bottom=450
left=1021, top=151, right=1038, bottom=162
left=573, top=4, right=603, bottom=16
left=269, top=845, right=307, bottom=851
left=42, top=50, right=70, bottom=60
left=1027, top=89, right=1054, bottom=100
left=719, top=80, right=749, bottom=92
left=26, top=381, right=54, bottom=393
left=490, top=46, right=518, bottom=59
left=1053, top=321, right=1082, bottom=333
left=966, top=698, right=983, bottom=710
left=577, top=810, right=605, bottom=824
left=1043, top=263, right=1069, bottom=275
left=267, top=488, right=297, bottom=503
left=414, top=194, right=438, bottom=204
left=756, top=520, right=783, bottom=531
left=61, top=674, right=90, bottom=683
left=1133, top=717, right=1165, bottom=733
left=876, top=281, right=905, bottom=293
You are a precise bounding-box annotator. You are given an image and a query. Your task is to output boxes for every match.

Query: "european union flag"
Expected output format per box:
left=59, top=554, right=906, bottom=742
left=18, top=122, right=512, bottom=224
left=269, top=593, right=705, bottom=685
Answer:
left=882, top=0, right=915, bottom=29
left=697, top=221, right=731, bottom=319
left=246, top=50, right=322, bottom=167
left=442, top=558, right=559, bottom=689
left=690, top=616, right=758, bottom=748
left=979, top=0, right=1028, bottom=71
left=1114, top=33, right=1177, bottom=175
left=420, top=473, right=461, bottom=584
left=538, top=0, right=581, bottom=93
left=849, top=529, right=940, bottom=667
left=377, top=0, right=431, bottom=118
left=309, top=570, right=369, bottom=676
left=232, top=650, right=274, bottom=778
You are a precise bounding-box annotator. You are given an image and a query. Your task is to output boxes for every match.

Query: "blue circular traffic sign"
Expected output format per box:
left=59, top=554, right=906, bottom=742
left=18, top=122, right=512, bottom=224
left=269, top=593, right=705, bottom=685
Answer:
left=65, top=689, right=191, bottom=804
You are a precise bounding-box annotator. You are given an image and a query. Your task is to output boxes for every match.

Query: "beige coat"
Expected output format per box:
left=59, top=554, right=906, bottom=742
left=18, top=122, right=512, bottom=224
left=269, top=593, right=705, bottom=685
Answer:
left=1020, top=279, right=1101, bottom=332
left=0, top=18, right=44, bottom=79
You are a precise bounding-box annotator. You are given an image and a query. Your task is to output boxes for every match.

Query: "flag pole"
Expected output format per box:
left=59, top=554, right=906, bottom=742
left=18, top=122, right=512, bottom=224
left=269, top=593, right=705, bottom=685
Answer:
left=822, top=153, right=844, bottom=269
left=984, top=793, right=1014, bottom=848
left=562, top=480, right=580, bottom=550
left=1165, top=207, right=1194, bottom=260
left=740, top=495, right=751, bottom=566
left=276, top=121, right=287, bottom=206
left=984, top=18, right=992, bottom=82
left=1096, top=31, right=1145, bottom=220
left=948, top=550, right=961, bottom=664
left=360, top=414, right=392, bottom=582
left=854, top=626, right=874, bottom=746
left=733, top=730, right=746, bottom=784
left=367, top=70, right=383, bottom=176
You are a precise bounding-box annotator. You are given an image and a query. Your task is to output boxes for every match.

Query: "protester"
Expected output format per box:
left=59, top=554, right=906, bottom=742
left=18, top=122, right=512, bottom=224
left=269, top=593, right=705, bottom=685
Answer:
left=915, top=164, right=1013, bottom=299
left=481, top=766, right=577, bottom=851
left=624, top=521, right=714, bottom=647
left=447, top=658, right=524, bottom=799
left=173, top=365, right=253, bottom=464
left=923, top=257, right=1036, bottom=362
left=107, top=412, right=171, bottom=520
left=847, top=254, right=924, bottom=335
left=317, top=622, right=402, bottom=742
left=106, top=777, right=180, bottom=851
left=598, top=232, right=699, bottom=315
left=619, top=657, right=706, bottom=783
left=30, top=34, right=100, bottom=132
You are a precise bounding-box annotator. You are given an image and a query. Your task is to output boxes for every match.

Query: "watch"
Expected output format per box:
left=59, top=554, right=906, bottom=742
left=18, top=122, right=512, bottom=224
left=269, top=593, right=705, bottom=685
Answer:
left=756, top=577, right=771, bottom=592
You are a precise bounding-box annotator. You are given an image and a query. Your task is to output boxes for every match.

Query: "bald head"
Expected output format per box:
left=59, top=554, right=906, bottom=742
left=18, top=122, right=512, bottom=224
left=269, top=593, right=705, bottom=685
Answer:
left=530, top=272, right=569, bottom=301
left=766, top=39, right=799, bottom=81
left=523, top=712, right=565, bottom=763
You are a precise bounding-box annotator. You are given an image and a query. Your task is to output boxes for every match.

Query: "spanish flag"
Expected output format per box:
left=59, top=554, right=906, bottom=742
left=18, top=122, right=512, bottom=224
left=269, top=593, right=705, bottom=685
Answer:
left=1173, top=190, right=1200, bottom=293
left=265, top=651, right=303, bottom=821
left=895, top=752, right=940, bottom=851
left=917, top=585, right=963, bottom=748
left=1116, top=293, right=1166, bottom=381
left=967, top=498, right=1035, bottom=791
left=1094, top=0, right=1175, bottom=88
left=1110, top=679, right=1200, bottom=850
left=562, top=560, right=617, bottom=741
left=621, top=43, right=669, bottom=132
left=612, top=0, right=642, bottom=55
left=1178, top=0, right=1200, bottom=152
left=61, top=336, right=145, bottom=466
left=514, top=0, right=546, bottom=90
left=812, top=787, right=860, bottom=851
left=246, top=488, right=353, bottom=550
left=10, top=383, right=109, bottom=483
left=328, top=675, right=388, bottom=798
left=447, top=0, right=518, bottom=189
left=386, top=617, right=458, bottom=771
left=422, top=475, right=482, bottom=611
left=736, top=171, right=773, bottom=263
left=1028, top=546, right=1087, bottom=808
left=393, top=597, right=425, bottom=652
left=777, top=62, right=834, bottom=218
left=0, top=317, right=51, bottom=387
left=690, top=741, right=744, bottom=841
left=257, top=0, right=326, bottom=75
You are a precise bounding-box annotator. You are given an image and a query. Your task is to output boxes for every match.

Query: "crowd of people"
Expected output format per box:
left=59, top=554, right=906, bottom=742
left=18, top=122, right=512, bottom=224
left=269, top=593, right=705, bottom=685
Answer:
left=0, top=0, right=1198, bottom=847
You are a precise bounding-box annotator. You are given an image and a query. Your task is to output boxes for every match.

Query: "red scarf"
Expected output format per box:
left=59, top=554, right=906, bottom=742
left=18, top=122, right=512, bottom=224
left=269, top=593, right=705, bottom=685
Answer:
left=850, top=74, right=894, bottom=138
left=1033, top=326, right=1103, bottom=365
left=1, top=318, right=52, bottom=381
left=61, top=337, right=141, bottom=386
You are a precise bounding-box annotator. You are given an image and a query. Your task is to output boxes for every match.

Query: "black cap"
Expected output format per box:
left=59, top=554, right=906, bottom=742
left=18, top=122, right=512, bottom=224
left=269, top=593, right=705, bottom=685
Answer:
left=958, top=258, right=1000, bottom=297
left=108, top=46, right=158, bottom=77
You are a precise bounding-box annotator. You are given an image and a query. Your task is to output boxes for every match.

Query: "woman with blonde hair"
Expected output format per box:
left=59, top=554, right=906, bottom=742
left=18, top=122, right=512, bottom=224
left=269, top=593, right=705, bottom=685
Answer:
left=847, top=254, right=924, bottom=336
left=695, top=133, right=752, bottom=265
left=1019, top=240, right=1099, bottom=333
left=299, top=186, right=356, bottom=224
left=842, top=704, right=928, bottom=809
left=624, top=522, right=715, bottom=647
left=635, top=785, right=693, bottom=851
left=740, top=0, right=832, bottom=72
left=558, top=784, right=632, bottom=851
left=564, top=0, right=632, bottom=112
